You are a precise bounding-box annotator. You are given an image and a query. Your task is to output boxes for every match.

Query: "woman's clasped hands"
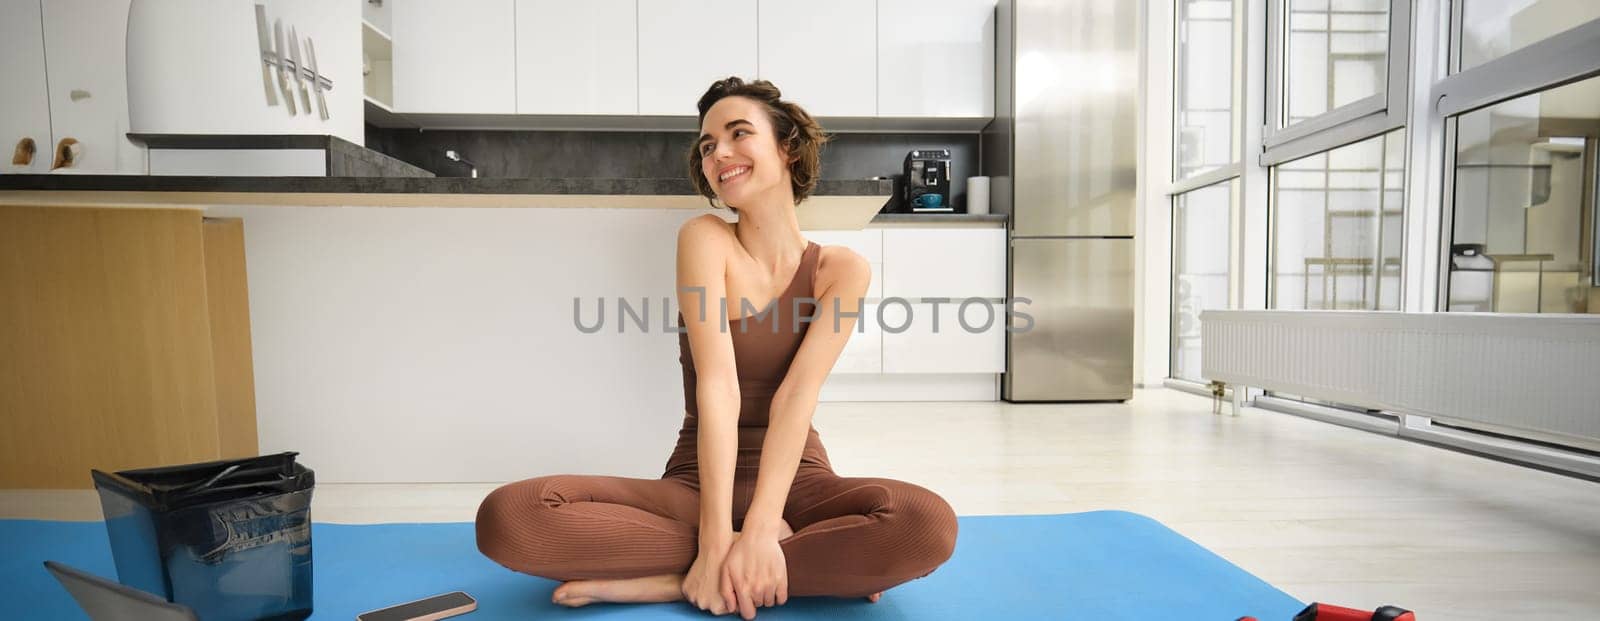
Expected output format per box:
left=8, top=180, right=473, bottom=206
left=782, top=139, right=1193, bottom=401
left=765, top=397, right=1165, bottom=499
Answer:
left=682, top=520, right=792, bottom=619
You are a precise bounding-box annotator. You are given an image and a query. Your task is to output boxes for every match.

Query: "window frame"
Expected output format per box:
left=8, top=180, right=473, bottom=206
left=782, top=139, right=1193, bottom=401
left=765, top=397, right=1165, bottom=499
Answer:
left=1266, top=129, right=1407, bottom=311
left=1170, top=178, right=1239, bottom=381
left=1432, top=14, right=1600, bottom=311
left=1166, top=0, right=1248, bottom=388
left=1172, top=0, right=1248, bottom=190
left=1262, top=0, right=1412, bottom=166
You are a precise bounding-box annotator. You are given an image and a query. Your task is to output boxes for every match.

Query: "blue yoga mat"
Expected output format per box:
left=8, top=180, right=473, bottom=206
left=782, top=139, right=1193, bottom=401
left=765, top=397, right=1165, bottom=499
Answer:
left=2, top=510, right=1302, bottom=620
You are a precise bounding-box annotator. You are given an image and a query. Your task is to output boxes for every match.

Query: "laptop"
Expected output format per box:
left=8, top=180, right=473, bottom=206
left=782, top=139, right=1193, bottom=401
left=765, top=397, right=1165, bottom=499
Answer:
left=43, top=561, right=199, bottom=621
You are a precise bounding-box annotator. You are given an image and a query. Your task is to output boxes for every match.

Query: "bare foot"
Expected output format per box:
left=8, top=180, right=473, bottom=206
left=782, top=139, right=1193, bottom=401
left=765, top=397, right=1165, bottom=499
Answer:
left=551, top=574, right=683, bottom=608
left=867, top=591, right=883, bottom=603
left=552, top=520, right=798, bottom=608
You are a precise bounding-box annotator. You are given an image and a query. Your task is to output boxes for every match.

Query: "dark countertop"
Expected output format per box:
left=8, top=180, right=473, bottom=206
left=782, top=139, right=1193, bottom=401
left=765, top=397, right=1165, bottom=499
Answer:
left=0, top=174, right=894, bottom=196
left=871, top=212, right=1009, bottom=223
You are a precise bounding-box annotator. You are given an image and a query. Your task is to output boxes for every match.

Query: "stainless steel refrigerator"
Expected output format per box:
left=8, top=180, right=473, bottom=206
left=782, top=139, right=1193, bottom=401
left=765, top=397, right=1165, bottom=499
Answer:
left=983, top=0, right=1138, bottom=402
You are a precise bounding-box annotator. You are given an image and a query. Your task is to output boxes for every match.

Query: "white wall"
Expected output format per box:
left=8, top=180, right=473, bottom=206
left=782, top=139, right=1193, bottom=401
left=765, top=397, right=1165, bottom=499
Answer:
left=1135, top=0, right=1173, bottom=387
left=206, top=205, right=706, bottom=483
left=127, top=0, right=364, bottom=145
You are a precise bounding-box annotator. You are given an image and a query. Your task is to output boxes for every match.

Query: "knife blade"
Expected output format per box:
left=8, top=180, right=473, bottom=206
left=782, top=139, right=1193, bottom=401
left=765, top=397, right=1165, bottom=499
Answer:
left=275, top=19, right=297, bottom=115
left=289, top=27, right=312, bottom=112
left=254, top=5, right=278, bottom=105
left=306, top=38, right=330, bottom=120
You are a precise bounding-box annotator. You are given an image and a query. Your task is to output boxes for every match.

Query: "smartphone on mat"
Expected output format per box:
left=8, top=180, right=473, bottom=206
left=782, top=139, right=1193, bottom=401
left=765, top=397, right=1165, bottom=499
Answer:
left=356, top=591, right=477, bottom=621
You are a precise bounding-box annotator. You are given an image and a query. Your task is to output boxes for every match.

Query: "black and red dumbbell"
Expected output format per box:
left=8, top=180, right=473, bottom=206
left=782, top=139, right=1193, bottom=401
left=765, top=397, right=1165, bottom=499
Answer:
left=1238, top=601, right=1415, bottom=621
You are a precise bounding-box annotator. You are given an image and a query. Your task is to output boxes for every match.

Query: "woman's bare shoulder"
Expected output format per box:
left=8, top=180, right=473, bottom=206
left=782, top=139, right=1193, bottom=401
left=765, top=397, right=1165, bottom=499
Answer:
left=814, top=244, right=872, bottom=293
left=678, top=214, right=734, bottom=246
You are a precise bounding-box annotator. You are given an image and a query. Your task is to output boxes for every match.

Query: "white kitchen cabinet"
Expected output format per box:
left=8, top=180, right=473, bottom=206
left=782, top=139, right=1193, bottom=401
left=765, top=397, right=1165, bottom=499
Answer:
left=806, top=229, right=883, bottom=263
left=832, top=302, right=883, bottom=374
left=806, top=229, right=884, bottom=298
left=881, top=228, right=1006, bottom=300
left=362, top=0, right=391, bottom=35
left=810, top=226, right=1006, bottom=379
left=0, top=0, right=51, bottom=173
left=393, top=0, right=517, bottom=114
left=880, top=301, right=1006, bottom=373
left=40, top=0, right=146, bottom=174
left=757, top=0, right=874, bottom=117
left=516, top=0, right=637, bottom=114
left=637, top=0, right=757, bottom=116
left=877, top=0, right=995, bottom=117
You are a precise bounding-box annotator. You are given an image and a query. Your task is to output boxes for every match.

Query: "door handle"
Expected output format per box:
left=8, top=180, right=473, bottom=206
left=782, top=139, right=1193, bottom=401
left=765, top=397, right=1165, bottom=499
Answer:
left=53, top=137, right=81, bottom=170
left=12, top=137, right=36, bottom=166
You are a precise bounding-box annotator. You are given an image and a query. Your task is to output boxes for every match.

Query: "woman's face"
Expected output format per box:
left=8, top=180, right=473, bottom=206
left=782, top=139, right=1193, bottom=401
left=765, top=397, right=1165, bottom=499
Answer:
left=697, top=96, right=792, bottom=208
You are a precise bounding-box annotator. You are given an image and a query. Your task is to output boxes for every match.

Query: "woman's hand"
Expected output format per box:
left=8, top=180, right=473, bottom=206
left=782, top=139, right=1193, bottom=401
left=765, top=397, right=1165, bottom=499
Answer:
left=720, top=527, right=788, bottom=620
left=683, top=540, right=736, bottom=615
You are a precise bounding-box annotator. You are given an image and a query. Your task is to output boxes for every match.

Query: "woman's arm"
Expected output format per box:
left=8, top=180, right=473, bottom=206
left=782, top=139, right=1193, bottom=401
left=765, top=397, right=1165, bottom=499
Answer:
left=742, top=247, right=873, bottom=537
left=677, top=215, right=742, bottom=549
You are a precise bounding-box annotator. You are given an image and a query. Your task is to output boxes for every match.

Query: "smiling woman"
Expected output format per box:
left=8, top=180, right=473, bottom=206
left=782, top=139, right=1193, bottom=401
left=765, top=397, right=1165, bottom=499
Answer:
left=686, top=77, right=831, bottom=213
left=474, top=77, right=957, bottom=620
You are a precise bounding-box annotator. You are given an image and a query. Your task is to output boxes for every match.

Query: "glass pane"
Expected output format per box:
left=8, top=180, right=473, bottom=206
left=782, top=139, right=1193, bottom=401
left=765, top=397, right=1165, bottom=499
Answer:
left=1171, top=180, right=1235, bottom=381
left=1175, top=0, right=1239, bottom=180
left=1458, top=0, right=1600, bottom=72
left=1446, top=75, right=1600, bottom=314
left=1271, top=130, right=1405, bottom=310
left=1284, top=0, right=1388, bottom=126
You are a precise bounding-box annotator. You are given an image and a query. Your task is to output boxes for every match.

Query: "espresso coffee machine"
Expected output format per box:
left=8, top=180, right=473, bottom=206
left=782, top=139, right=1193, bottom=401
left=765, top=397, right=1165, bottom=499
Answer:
left=903, top=149, right=953, bottom=212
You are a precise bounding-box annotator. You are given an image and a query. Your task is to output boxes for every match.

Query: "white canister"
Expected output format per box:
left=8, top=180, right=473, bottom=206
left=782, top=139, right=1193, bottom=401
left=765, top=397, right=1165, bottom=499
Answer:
left=966, top=176, right=991, bottom=215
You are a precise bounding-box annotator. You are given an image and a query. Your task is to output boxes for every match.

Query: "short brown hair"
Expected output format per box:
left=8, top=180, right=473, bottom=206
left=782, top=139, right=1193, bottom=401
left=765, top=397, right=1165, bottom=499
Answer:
left=687, top=77, right=830, bottom=211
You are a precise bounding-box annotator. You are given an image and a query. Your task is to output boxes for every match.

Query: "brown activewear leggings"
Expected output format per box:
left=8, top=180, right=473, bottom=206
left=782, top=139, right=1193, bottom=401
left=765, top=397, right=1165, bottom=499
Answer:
left=475, top=426, right=958, bottom=598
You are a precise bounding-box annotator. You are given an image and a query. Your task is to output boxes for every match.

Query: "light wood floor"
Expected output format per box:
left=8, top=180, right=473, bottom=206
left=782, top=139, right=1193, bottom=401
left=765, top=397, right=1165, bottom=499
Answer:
left=5, top=388, right=1597, bottom=619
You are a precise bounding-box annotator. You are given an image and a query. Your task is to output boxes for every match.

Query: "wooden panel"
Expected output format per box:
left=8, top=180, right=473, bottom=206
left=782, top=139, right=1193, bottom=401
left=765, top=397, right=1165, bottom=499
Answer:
left=0, top=206, right=220, bottom=488
left=203, top=218, right=259, bottom=459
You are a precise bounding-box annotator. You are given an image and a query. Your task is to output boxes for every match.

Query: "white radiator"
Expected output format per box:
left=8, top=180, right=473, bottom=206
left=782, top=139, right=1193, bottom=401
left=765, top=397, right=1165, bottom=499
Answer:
left=1201, top=310, right=1600, bottom=458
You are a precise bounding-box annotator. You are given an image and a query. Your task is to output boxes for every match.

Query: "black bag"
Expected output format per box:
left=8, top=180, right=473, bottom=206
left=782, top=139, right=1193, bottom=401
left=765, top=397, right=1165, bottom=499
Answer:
left=92, top=452, right=315, bottom=621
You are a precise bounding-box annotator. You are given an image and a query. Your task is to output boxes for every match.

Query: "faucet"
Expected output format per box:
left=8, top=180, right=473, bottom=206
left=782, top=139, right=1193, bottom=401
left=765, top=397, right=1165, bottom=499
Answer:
left=444, top=149, right=478, bottom=178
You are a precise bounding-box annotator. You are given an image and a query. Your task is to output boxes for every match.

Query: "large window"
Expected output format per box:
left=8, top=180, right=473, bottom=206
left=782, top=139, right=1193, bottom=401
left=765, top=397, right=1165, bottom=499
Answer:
left=1265, top=0, right=1408, bottom=162
left=1457, top=0, right=1600, bottom=72
left=1284, top=0, right=1389, bottom=125
left=1272, top=130, right=1405, bottom=310
left=1175, top=0, right=1240, bottom=180
left=1171, top=180, right=1235, bottom=381
left=1437, top=4, right=1600, bottom=314
left=1169, top=0, right=1242, bottom=385
left=1445, top=76, right=1599, bottom=313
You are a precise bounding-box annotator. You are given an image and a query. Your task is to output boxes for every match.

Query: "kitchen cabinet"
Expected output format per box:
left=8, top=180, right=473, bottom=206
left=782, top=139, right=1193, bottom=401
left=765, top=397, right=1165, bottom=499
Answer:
left=881, top=301, right=1006, bottom=373
left=832, top=302, right=884, bottom=374
left=881, top=228, right=1007, bottom=299
left=877, top=0, right=996, bottom=118
left=0, top=0, right=51, bottom=173
left=809, top=226, right=1005, bottom=377
left=36, top=0, right=146, bottom=174
left=362, top=0, right=391, bottom=35
left=637, top=0, right=757, bottom=116
left=393, top=0, right=517, bottom=114
left=516, top=0, right=637, bottom=115
left=756, top=0, right=875, bottom=117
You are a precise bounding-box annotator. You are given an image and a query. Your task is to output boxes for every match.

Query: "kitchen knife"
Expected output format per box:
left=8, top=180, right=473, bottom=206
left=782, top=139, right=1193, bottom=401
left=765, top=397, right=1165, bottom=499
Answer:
left=289, top=26, right=312, bottom=112
left=306, top=38, right=329, bottom=120
left=254, top=5, right=278, bottom=105
left=275, top=19, right=297, bottom=115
